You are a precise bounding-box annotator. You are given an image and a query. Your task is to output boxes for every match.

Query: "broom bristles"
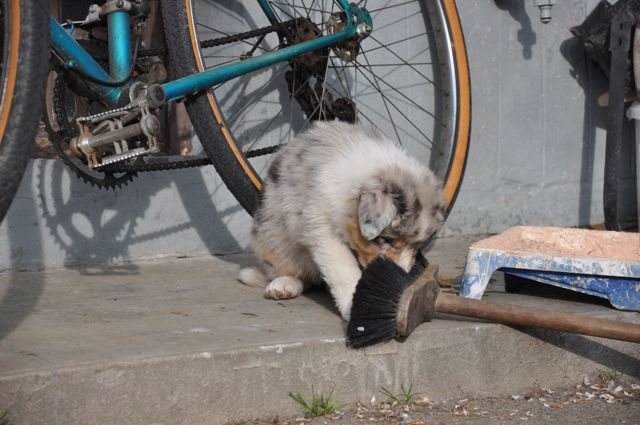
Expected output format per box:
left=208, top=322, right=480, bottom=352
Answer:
left=346, top=255, right=426, bottom=348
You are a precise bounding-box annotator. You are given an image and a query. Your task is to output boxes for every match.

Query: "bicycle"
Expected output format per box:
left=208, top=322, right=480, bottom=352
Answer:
left=0, top=0, right=471, bottom=223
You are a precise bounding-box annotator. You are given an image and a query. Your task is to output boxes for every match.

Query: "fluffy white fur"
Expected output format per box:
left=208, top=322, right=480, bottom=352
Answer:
left=239, top=121, right=444, bottom=320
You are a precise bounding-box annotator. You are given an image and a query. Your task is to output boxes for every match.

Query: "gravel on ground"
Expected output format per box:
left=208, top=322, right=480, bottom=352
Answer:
left=230, top=372, right=640, bottom=425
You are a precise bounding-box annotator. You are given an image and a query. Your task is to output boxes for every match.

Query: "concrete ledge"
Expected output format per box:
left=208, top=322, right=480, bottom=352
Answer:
left=2, top=318, right=638, bottom=425
left=1, top=237, right=639, bottom=424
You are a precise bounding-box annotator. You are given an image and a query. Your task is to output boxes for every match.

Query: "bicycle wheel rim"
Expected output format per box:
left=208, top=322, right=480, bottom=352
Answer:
left=438, top=0, right=471, bottom=213
left=184, top=0, right=470, bottom=215
left=0, top=0, right=21, bottom=146
left=184, top=0, right=263, bottom=192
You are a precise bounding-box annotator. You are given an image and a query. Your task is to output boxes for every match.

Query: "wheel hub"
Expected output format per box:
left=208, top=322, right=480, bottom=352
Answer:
left=327, top=12, right=361, bottom=63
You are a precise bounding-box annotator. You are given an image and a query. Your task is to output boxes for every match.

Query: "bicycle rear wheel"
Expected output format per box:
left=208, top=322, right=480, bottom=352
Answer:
left=161, top=0, right=470, bottom=216
left=0, top=0, right=49, bottom=223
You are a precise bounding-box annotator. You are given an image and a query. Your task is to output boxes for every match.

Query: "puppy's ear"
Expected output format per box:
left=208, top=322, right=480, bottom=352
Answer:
left=358, top=189, right=397, bottom=240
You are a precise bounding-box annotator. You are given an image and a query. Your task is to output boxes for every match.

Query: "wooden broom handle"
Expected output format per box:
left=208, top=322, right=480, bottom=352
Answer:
left=435, top=293, right=640, bottom=343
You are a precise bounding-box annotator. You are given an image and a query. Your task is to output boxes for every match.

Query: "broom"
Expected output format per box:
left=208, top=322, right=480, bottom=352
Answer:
left=346, top=254, right=640, bottom=348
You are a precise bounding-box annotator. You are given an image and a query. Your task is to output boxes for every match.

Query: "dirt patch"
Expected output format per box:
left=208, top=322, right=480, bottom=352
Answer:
left=230, top=374, right=640, bottom=425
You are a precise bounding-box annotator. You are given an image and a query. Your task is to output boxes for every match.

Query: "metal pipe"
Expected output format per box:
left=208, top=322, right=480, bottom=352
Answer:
left=89, top=124, right=142, bottom=148
left=108, top=10, right=132, bottom=82
left=49, top=18, right=127, bottom=106
left=162, top=23, right=360, bottom=101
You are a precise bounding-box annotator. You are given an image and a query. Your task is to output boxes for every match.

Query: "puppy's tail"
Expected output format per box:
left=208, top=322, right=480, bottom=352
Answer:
left=238, top=267, right=269, bottom=287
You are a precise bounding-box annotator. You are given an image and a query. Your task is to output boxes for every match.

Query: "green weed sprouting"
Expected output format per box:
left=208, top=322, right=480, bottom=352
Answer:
left=289, top=385, right=346, bottom=417
left=380, top=383, right=421, bottom=404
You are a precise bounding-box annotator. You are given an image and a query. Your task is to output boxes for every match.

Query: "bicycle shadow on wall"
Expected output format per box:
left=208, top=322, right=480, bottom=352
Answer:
left=34, top=156, right=245, bottom=276
left=0, top=0, right=305, bottom=340
left=0, top=167, right=45, bottom=340
left=0, top=156, right=246, bottom=340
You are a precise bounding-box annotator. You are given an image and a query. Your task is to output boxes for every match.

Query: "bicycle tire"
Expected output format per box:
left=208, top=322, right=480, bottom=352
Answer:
left=161, top=0, right=470, bottom=217
left=0, top=0, right=49, bottom=223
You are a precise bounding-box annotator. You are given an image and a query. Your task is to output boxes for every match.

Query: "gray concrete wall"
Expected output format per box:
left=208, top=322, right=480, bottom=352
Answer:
left=0, top=160, right=251, bottom=271
left=446, top=0, right=636, bottom=234
left=0, top=0, right=636, bottom=270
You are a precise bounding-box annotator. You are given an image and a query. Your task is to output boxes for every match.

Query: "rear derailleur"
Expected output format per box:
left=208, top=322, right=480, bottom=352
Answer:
left=283, top=15, right=358, bottom=123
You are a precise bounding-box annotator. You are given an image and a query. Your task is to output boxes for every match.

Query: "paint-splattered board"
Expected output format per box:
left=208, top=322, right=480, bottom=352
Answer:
left=459, top=227, right=640, bottom=311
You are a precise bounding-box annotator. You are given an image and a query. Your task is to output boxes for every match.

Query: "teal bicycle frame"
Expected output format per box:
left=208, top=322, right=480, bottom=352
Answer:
left=49, top=1, right=372, bottom=107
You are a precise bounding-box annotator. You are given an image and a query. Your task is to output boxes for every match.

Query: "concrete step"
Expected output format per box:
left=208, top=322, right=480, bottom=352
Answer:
left=1, top=235, right=638, bottom=425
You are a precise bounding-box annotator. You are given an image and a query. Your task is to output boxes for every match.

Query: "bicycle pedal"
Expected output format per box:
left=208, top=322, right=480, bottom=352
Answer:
left=94, top=147, right=150, bottom=169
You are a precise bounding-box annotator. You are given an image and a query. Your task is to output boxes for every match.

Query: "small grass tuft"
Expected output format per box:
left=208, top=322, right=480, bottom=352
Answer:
left=597, top=368, right=622, bottom=382
left=380, top=383, right=421, bottom=404
left=289, top=385, right=345, bottom=417
left=380, top=386, right=400, bottom=403
left=0, top=411, right=11, bottom=425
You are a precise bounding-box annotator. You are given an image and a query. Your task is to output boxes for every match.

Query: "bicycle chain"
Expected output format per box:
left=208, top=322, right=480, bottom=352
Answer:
left=102, top=156, right=212, bottom=173
left=199, top=17, right=303, bottom=49
left=77, top=104, right=136, bottom=123
left=50, top=19, right=301, bottom=185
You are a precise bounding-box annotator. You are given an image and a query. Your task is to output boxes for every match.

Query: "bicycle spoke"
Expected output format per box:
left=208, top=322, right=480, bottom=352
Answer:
left=352, top=85, right=432, bottom=149
left=360, top=32, right=428, bottom=54
left=267, top=1, right=296, bottom=20
left=288, top=38, right=297, bottom=144
left=299, top=92, right=326, bottom=133
left=189, top=0, right=457, bottom=189
left=354, top=58, right=438, bottom=121
left=248, top=107, right=286, bottom=151
left=357, top=51, right=434, bottom=147
left=359, top=49, right=401, bottom=144
left=357, top=103, right=426, bottom=147
left=370, top=13, right=418, bottom=34
left=224, top=64, right=288, bottom=124
left=354, top=46, right=431, bottom=90
left=271, top=1, right=323, bottom=15
left=243, top=69, right=314, bottom=152
left=202, top=57, right=241, bottom=68
left=328, top=56, right=351, bottom=99
left=368, top=0, right=418, bottom=14
left=318, top=53, right=332, bottom=120
left=329, top=62, right=431, bottom=68
left=354, top=104, right=384, bottom=134
left=355, top=81, right=433, bottom=100
left=367, top=34, right=442, bottom=90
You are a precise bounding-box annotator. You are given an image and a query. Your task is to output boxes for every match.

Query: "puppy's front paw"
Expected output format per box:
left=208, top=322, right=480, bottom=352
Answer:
left=264, top=276, right=304, bottom=300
